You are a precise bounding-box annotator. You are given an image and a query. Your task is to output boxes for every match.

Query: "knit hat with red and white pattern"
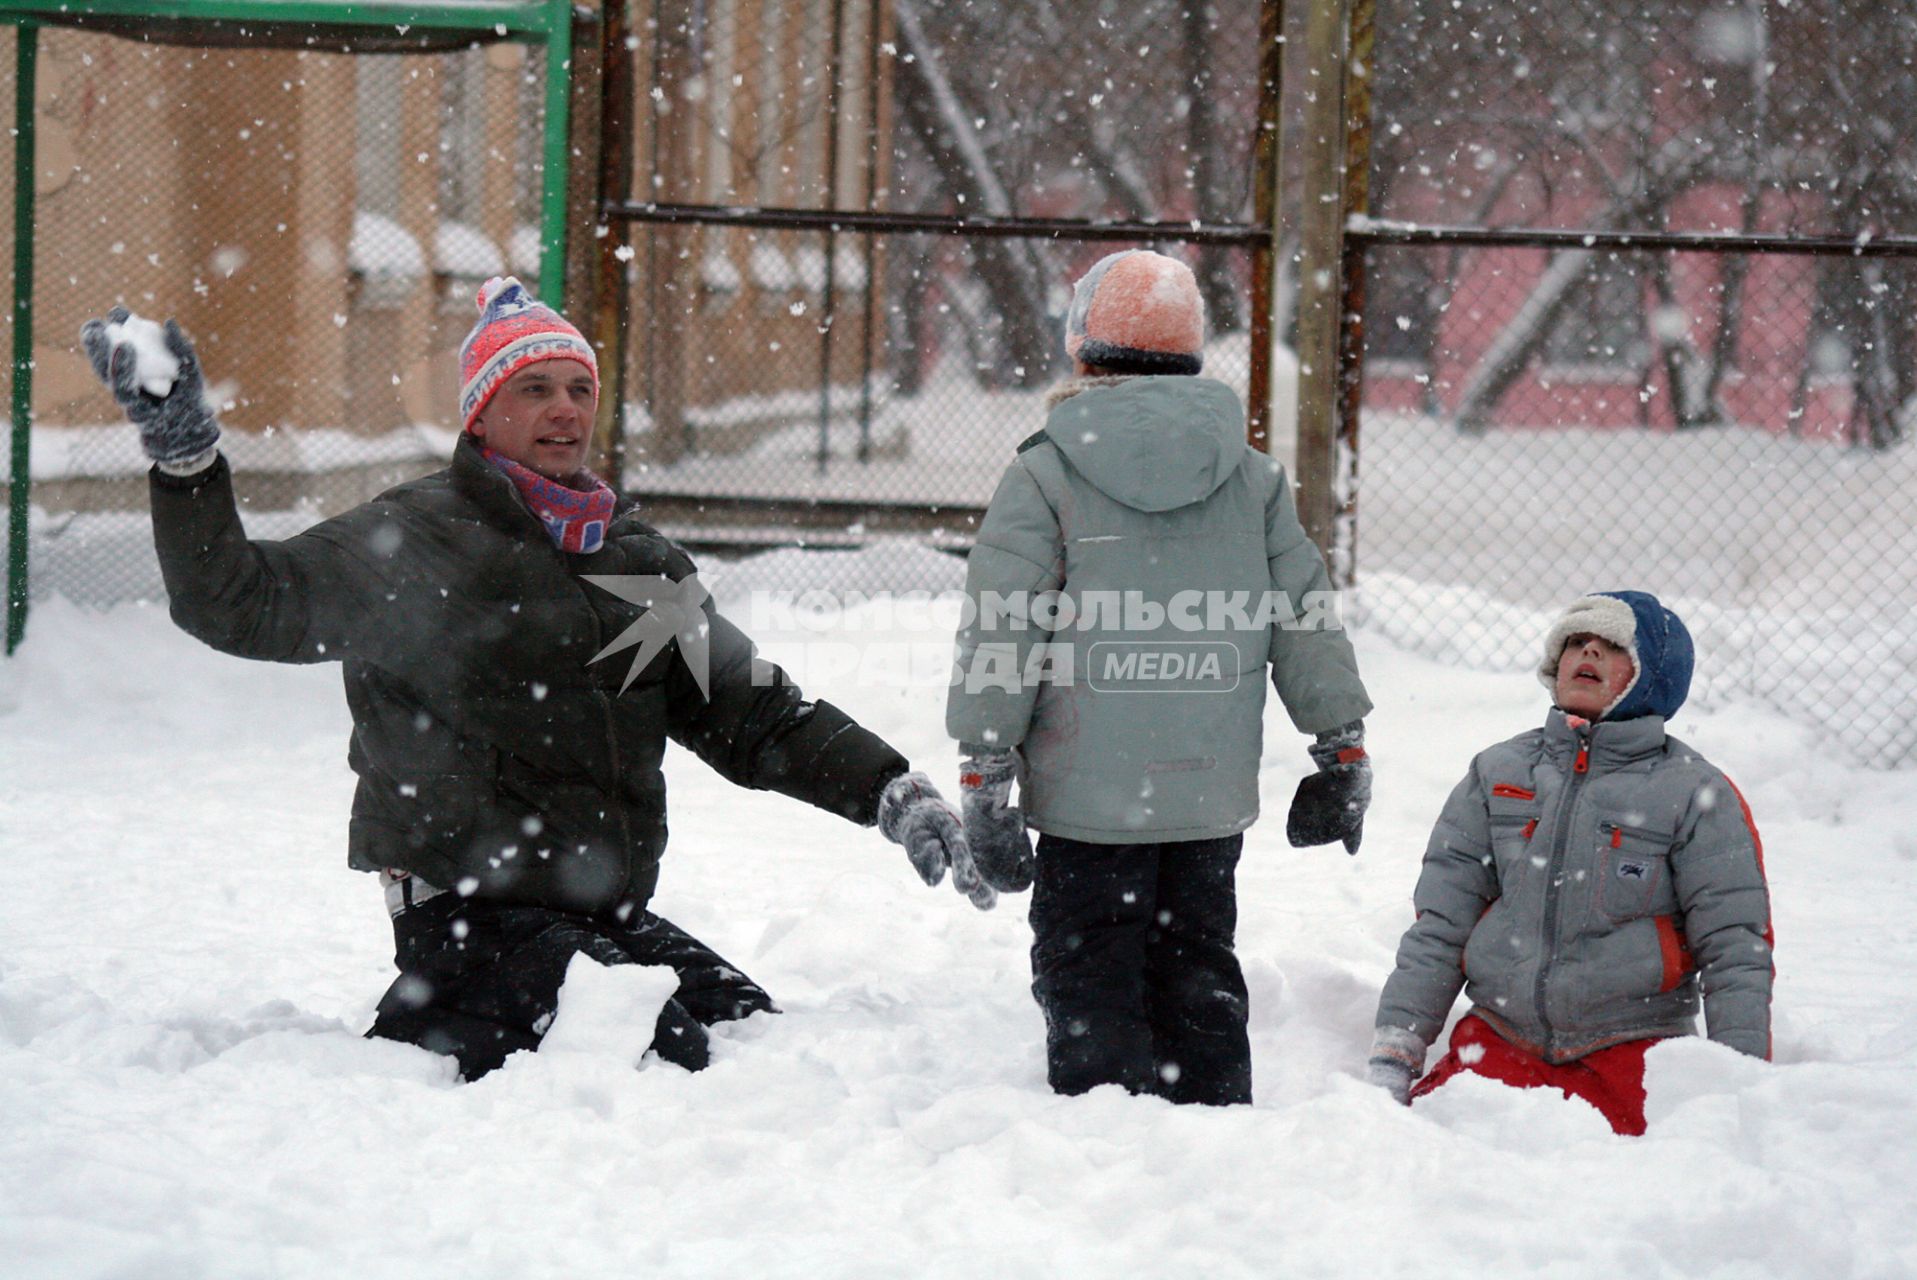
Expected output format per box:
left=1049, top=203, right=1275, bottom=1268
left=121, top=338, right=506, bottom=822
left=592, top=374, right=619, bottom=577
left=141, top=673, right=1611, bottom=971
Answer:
left=1063, top=249, right=1206, bottom=376
left=458, top=276, right=598, bottom=432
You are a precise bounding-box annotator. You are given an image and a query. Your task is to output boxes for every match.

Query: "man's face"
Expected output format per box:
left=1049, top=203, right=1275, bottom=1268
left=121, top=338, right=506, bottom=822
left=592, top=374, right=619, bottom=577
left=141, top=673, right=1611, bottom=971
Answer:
left=469, top=359, right=598, bottom=482
left=1554, top=632, right=1637, bottom=719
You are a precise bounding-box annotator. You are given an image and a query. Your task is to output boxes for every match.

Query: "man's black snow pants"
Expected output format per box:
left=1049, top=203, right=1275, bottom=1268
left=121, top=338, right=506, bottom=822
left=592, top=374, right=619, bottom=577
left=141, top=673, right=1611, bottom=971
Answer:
left=1029, top=833, right=1251, bottom=1105
left=365, top=892, right=775, bottom=1080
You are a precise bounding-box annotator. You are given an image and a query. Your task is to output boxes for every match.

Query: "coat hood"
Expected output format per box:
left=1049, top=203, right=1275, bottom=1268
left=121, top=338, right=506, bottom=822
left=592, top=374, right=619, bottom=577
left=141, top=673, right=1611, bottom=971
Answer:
left=1040, top=375, right=1246, bottom=512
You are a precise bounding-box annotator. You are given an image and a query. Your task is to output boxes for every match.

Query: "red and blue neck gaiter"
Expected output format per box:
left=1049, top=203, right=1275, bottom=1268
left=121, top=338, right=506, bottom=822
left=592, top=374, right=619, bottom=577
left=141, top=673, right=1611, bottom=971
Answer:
left=482, top=448, right=617, bottom=555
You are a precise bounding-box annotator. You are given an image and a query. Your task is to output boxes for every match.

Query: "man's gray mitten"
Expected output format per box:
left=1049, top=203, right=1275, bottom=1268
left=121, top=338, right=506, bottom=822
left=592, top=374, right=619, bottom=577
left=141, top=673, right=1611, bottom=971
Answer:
left=1287, top=719, right=1371, bottom=854
left=1367, top=1026, right=1426, bottom=1105
left=79, top=307, right=221, bottom=468
left=877, top=771, right=996, bottom=911
left=959, top=747, right=1034, bottom=893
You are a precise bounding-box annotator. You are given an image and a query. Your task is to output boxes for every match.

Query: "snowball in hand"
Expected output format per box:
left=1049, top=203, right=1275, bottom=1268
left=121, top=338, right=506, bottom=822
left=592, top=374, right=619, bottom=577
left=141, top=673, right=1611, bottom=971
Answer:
left=104, top=313, right=182, bottom=398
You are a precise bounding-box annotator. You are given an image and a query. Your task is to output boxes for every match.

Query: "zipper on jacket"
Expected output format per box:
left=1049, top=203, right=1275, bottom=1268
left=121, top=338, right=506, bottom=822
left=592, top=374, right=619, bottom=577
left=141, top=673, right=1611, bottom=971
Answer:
left=1533, top=720, right=1595, bottom=1056
left=482, top=462, right=645, bottom=906
left=1600, top=819, right=1666, bottom=846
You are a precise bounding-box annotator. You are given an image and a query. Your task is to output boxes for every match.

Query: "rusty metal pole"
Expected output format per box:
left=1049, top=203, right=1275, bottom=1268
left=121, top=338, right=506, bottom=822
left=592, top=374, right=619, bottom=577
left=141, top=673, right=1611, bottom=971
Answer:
left=593, top=0, right=636, bottom=489
left=1246, top=0, right=1283, bottom=453
left=857, top=0, right=886, bottom=463
left=1290, top=0, right=1349, bottom=561
left=565, top=5, right=608, bottom=460
left=563, top=5, right=604, bottom=319
left=1334, top=0, right=1375, bottom=587
left=816, top=0, right=847, bottom=475
left=643, top=0, right=691, bottom=466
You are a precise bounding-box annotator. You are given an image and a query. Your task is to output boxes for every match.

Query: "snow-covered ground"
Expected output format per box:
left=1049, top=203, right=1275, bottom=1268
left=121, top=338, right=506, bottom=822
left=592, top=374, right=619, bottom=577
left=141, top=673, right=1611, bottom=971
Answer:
left=3, top=554, right=1915, bottom=1280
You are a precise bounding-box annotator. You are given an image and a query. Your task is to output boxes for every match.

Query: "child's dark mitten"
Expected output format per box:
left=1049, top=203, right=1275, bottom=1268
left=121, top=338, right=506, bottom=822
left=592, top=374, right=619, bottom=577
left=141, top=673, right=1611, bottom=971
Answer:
left=79, top=308, right=221, bottom=466
left=1287, top=719, right=1370, bottom=854
left=959, top=746, right=1034, bottom=893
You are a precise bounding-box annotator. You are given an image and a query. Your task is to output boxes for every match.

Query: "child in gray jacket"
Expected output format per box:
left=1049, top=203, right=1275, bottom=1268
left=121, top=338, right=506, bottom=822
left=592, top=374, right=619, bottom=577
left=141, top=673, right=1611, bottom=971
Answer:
left=1368, top=591, right=1773, bottom=1134
left=948, top=250, right=1374, bottom=1104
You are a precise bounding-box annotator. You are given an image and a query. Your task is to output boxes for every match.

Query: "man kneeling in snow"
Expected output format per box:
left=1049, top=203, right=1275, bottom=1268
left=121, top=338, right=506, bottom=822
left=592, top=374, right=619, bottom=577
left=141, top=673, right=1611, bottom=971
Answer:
left=81, top=280, right=992, bottom=1080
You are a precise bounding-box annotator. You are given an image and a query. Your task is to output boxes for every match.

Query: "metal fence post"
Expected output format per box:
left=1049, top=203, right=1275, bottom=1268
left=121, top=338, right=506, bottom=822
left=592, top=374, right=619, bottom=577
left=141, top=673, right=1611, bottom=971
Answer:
left=1290, top=0, right=1348, bottom=566
left=1334, top=0, right=1375, bottom=586
left=815, top=0, right=847, bottom=475
left=564, top=2, right=610, bottom=481
left=564, top=4, right=604, bottom=319
left=1246, top=0, right=1283, bottom=453
left=855, top=0, right=888, bottom=464
left=6, top=21, right=37, bottom=655
left=592, top=0, right=634, bottom=491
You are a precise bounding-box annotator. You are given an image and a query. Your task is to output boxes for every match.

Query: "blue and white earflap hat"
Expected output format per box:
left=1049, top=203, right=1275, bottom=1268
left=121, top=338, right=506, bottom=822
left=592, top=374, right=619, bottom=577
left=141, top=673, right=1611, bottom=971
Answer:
left=1537, top=590, right=1695, bottom=720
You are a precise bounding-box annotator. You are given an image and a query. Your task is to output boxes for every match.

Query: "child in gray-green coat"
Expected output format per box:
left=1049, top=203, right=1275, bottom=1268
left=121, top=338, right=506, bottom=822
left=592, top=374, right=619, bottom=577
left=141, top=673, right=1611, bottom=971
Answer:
left=948, top=249, right=1374, bottom=1104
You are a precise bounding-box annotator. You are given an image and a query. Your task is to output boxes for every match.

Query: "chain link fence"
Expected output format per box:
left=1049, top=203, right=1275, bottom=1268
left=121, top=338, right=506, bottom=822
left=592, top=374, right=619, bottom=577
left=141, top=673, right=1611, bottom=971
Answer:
left=1353, top=0, right=1917, bottom=766
left=12, top=1, right=1904, bottom=765
left=610, top=0, right=1271, bottom=590
left=2, top=23, right=553, bottom=607
left=617, top=225, right=1260, bottom=552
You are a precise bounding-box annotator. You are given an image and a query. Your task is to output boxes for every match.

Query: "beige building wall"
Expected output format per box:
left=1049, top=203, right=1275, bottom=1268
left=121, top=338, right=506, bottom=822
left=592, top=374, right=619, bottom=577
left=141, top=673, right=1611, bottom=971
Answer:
left=2, top=28, right=549, bottom=442
left=1, top=8, right=889, bottom=472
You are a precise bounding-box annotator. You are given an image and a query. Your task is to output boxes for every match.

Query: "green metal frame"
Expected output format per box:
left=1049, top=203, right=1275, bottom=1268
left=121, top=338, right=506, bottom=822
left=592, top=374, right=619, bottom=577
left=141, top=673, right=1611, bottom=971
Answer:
left=7, top=22, right=34, bottom=653
left=1, top=0, right=575, bottom=653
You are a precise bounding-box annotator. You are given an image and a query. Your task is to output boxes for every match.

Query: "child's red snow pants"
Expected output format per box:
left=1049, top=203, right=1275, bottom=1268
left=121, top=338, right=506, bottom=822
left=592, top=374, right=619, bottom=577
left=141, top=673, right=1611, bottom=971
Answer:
left=1410, top=1013, right=1654, bottom=1136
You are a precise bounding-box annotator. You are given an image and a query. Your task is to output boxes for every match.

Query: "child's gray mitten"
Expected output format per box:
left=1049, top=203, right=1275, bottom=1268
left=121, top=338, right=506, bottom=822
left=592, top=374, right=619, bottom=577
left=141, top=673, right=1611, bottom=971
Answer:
left=878, top=771, right=996, bottom=911
left=1367, top=1026, right=1426, bottom=1105
left=959, top=747, right=1034, bottom=893
left=79, top=307, right=221, bottom=467
left=1287, top=719, right=1370, bottom=854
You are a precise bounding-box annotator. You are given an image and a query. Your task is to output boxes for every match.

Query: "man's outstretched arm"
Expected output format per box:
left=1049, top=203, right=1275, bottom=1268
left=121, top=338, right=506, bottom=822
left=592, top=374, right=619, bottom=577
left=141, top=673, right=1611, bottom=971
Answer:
left=84, top=309, right=385, bottom=665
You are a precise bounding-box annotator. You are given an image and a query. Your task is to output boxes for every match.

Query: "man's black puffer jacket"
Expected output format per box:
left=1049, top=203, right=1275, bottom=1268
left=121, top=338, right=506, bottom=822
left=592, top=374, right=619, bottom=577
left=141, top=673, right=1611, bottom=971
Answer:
left=149, top=436, right=905, bottom=916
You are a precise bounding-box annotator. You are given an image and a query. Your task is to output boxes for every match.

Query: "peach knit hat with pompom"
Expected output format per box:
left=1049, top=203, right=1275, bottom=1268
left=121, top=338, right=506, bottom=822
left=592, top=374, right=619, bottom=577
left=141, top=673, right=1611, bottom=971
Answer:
left=1063, top=249, right=1206, bottom=375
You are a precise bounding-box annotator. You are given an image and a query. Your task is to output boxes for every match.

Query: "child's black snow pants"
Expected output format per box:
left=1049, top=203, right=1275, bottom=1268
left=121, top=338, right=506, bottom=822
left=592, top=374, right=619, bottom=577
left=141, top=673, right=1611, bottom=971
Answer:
left=1028, top=833, right=1251, bottom=1105
left=365, top=891, right=775, bottom=1080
